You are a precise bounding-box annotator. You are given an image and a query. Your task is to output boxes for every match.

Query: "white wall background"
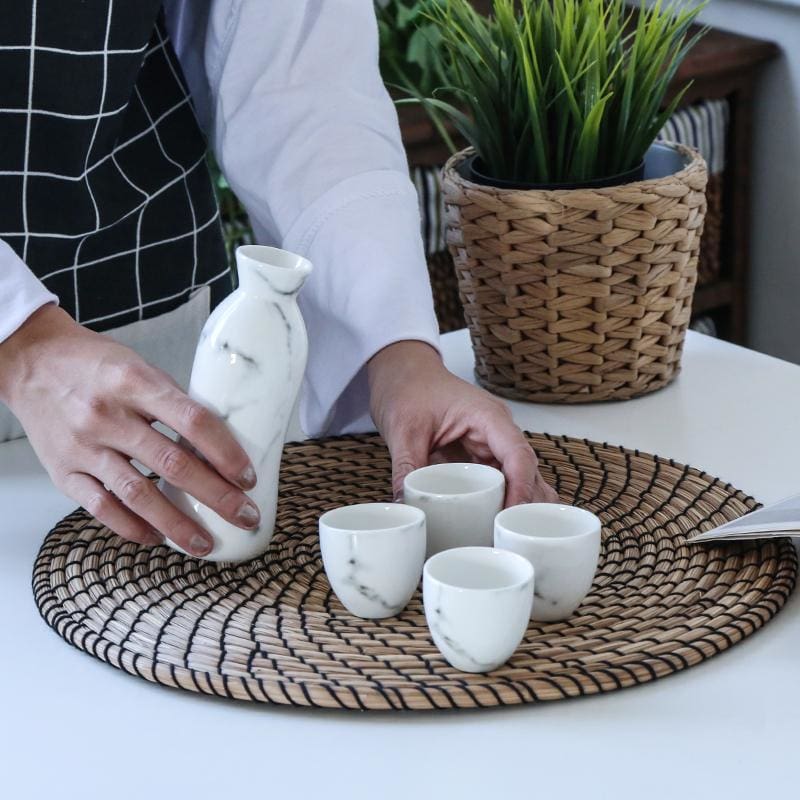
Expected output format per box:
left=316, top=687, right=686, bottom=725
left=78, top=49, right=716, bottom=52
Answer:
left=696, top=0, right=800, bottom=362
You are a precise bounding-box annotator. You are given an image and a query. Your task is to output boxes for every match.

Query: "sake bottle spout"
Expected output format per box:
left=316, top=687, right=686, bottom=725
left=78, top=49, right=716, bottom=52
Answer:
left=236, top=245, right=312, bottom=296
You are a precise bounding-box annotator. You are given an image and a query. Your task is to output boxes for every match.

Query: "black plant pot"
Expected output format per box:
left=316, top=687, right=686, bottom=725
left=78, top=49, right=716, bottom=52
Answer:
left=460, top=153, right=646, bottom=191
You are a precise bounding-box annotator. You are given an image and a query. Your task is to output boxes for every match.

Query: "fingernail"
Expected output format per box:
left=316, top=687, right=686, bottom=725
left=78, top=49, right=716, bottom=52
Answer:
left=189, top=533, right=213, bottom=557
left=238, top=465, right=257, bottom=490
left=236, top=500, right=260, bottom=529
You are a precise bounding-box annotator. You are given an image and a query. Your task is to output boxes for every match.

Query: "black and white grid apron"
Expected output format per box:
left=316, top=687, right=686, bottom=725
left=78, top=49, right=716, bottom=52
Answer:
left=0, top=1, right=230, bottom=332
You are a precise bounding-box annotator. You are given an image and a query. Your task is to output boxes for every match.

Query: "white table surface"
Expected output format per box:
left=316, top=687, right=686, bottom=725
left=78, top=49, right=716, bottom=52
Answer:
left=2, top=329, right=799, bottom=800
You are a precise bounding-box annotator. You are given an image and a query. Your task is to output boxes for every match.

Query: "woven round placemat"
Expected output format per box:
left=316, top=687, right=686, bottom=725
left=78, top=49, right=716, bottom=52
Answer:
left=33, top=433, right=796, bottom=711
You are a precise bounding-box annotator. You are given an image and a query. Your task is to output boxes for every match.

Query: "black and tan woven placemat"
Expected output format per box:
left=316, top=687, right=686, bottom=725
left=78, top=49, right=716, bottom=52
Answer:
left=32, top=433, right=797, bottom=711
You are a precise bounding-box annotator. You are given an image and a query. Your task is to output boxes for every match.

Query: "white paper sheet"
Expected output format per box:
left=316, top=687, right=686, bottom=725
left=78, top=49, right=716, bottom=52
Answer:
left=689, top=493, right=800, bottom=542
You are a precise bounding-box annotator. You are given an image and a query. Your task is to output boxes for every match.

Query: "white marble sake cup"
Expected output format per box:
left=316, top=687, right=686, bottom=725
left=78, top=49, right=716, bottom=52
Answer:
left=403, top=463, right=505, bottom=557
left=319, top=503, right=426, bottom=619
left=423, top=546, right=533, bottom=673
left=494, top=504, right=601, bottom=622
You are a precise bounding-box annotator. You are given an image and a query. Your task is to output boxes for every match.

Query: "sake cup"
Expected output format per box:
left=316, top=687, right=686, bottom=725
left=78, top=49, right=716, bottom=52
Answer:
left=494, top=503, right=601, bottom=622
left=403, top=463, right=505, bottom=557
left=319, top=503, right=426, bottom=619
left=423, top=546, right=534, bottom=673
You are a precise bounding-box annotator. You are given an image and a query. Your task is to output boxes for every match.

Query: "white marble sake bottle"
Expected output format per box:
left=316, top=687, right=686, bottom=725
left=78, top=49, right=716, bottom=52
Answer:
left=160, top=245, right=312, bottom=562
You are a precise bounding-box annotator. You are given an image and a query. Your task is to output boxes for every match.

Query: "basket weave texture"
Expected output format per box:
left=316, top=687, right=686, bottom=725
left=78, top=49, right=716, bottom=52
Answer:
left=33, top=433, right=795, bottom=712
left=442, top=144, right=708, bottom=403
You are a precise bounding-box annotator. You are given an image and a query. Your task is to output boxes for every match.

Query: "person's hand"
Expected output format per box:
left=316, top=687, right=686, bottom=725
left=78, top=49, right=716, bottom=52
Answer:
left=368, top=340, right=559, bottom=505
left=0, top=305, right=260, bottom=556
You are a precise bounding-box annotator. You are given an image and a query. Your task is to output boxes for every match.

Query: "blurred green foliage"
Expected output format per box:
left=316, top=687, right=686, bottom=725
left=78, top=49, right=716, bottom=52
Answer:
left=377, top=0, right=456, bottom=152
left=377, top=0, right=444, bottom=97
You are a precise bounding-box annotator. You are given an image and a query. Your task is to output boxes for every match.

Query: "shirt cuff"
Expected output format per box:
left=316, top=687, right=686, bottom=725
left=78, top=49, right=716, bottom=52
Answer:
left=0, top=241, right=60, bottom=343
left=280, top=171, right=441, bottom=436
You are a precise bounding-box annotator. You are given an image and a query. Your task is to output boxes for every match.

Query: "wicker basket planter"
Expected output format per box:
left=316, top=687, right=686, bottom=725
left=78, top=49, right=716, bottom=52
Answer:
left=442, top=143, right=708, bottom=403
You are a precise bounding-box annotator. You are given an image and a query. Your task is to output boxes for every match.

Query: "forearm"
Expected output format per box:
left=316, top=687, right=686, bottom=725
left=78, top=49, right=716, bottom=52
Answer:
left=368, top=340, right=443, bottom=392
left=0, top=305, right=70, bottom=407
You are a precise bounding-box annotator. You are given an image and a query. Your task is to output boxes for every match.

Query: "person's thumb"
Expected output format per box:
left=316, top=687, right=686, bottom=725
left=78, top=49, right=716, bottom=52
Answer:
left=389, top=429, right=430, bottom=502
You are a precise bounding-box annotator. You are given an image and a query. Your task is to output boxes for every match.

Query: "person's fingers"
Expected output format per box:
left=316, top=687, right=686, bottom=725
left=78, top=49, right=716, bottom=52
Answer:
left=479, top=410, right=538, bottom=505
left=98, top=454, right=214, bottom=556
left=387, top=423, right=431, bottom=501
left=432, top=442, right=501, bottom=470
left=501, top=444, right=541, bottom=506
left=134, top=374, right=256, bottom=490
left=62, top=472, right=162, bottom=546
left=122, top=423, right=260, bottom=530
left=478, top=409, right=559, bottom=506
left=533, top=471, right=560, bottom=503
left=504, top=452, right=558, bottom=505
left=432, top=441, right=470, bottom=464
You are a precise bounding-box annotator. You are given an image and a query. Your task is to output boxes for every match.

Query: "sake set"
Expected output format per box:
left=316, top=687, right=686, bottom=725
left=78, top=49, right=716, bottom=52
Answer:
left=157, top=245, right=602, bottom=673
left=320, top=462, right=602, bottom=673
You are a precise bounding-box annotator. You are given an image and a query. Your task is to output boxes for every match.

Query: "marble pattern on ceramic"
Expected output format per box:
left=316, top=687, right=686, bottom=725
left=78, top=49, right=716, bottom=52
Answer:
left=530, top=566, right=584, bottom=620
left=422, top=547, right=533, bottom=674
left=494, top=504, right=601, bottom=622
left=319, top=504, right=426, bottom=620
left=403, top=463, right=505, bottom=557
left=337, top=530, right=422, bottom=617
left=425, top=584, right=513, bottom=672
left=160, top=245, right=311, bottom=563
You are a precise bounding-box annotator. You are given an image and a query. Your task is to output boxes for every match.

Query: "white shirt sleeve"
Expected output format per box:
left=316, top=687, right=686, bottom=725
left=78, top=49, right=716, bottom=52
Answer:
left=0, top=240, right=59, bottom=343
left=166, top=0, right=441, bottom=437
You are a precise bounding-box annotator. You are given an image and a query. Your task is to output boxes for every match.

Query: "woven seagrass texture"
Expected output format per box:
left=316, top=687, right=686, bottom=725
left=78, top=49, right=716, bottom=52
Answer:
left=442, top=144, right=708, bottom=403
left=33, top=433, right=795, bottom=711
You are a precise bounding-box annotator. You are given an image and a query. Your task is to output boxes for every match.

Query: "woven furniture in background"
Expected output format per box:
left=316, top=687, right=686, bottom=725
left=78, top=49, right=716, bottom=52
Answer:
left=427, top=250, right=464, bottom=332
left=657, top=99, right=729, bottom=287
left=414, top=165, right=468, bottom=333
left=699, top=174, right=723, bottom=286
left=33, top=433, right=796, bottom=711
left=441, top=144, right=708, bottom=403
